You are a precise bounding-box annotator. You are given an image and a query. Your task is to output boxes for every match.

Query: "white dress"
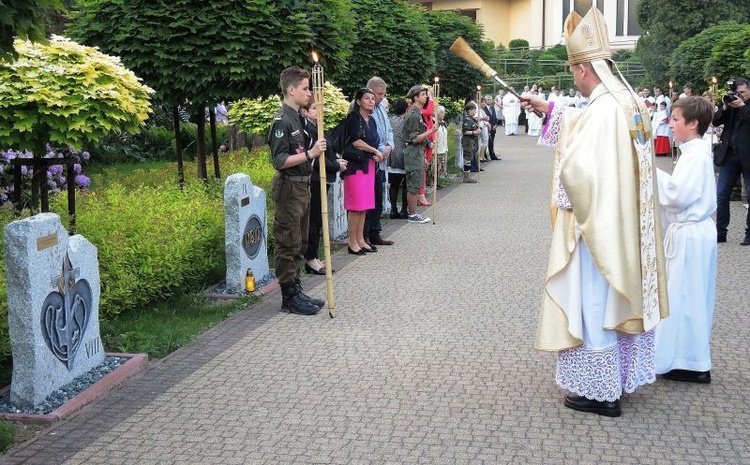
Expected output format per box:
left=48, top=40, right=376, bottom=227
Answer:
left=654, top=138, right=717, bottom=373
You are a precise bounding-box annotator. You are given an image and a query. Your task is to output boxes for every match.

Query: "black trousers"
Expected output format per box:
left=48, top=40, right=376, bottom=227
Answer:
left=364, top=168, right=384, bottom=240
left=305, top=181, right=330, bottom=260
left=388, top=172, right=408, bottom=214
left=488, top=128, right=497, bottom=159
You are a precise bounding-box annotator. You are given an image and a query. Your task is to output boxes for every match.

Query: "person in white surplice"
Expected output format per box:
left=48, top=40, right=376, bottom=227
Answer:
left=654, top=96, right=717, bottom=384
left=502, top=90, right=521, bottom=135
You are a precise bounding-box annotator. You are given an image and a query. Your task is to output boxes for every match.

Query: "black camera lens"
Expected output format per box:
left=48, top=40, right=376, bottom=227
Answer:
left=723, top=92, right=739, bottom=104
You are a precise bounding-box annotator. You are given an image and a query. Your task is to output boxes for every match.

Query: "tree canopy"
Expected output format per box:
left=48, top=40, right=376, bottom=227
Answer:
left=0, top=36, right=153, bottom=153
left=424, top=10, right=493, bottom=99
left=635, top=0, right=750, bottom=84
left=0, top=0, right=63, bottom=61
left=332, top=0, right=435, bottom=97
left=67, top=0, right=356, bottom=107
left=668, top=22, right=748, bottom=93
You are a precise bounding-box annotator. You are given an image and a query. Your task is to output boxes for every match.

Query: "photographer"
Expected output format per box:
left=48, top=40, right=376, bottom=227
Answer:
left=712, top=78, right=750, bottom=245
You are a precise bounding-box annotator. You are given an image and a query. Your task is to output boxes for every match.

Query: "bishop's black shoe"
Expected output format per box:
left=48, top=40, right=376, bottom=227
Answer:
left=741, top=233, right=750, bottom=246
left=564, top=395, right=621, bottom=417
left=662, top=369, right=711, bottom=384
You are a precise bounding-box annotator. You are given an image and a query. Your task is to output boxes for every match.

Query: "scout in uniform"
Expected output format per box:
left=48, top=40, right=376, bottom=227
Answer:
left=460, top=103, right=479, bottom=183
left=268, top=66, right=327, bottom=315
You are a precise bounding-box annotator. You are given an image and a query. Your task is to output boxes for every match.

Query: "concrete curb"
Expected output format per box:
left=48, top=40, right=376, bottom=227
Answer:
left=0, top=353, right=148, bottom=425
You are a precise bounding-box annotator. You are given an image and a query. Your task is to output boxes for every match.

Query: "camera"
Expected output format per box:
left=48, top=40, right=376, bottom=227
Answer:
left=723, top=80, right=740, bottom=104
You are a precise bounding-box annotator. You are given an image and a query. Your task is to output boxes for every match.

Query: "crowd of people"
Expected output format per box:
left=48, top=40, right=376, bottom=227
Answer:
left=266, top=7, right=745, bottom=422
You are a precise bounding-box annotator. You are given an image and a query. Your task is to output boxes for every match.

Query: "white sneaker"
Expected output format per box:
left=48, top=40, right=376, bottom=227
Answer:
left=408, top=213, right=430, bottom=224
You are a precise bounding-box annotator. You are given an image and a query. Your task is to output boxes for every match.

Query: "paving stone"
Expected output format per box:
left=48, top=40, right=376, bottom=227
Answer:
left=2, top=134, right=749, bottom=465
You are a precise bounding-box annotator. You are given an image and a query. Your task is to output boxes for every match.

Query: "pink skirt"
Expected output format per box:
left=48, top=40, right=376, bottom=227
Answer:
left=343, top=159, right=376, bottom=211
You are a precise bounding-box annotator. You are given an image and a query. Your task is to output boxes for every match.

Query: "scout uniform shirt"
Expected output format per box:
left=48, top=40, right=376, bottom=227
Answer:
left=268, top=103, right=312, bottom=176
left=402, top=106, right=427, bottom=171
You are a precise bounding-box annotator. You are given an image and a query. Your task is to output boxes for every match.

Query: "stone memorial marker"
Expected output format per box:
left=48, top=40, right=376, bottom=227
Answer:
left=4, top=213, right=103, bottom=407
left=328, top=175, right=348, bottom=241
left=224, top=173, right=271, bottom=294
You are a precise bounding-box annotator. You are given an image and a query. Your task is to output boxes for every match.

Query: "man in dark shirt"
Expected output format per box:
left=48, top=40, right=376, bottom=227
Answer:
left=712, top=78, right=750, bottom=245
left=268, top=66, right=327, bottom=314
left=482, top=95, right=500, bottom=160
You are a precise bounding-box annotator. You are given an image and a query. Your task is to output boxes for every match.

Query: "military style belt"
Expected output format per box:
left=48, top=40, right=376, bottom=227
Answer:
left=280, top=173, right=311, bottom=183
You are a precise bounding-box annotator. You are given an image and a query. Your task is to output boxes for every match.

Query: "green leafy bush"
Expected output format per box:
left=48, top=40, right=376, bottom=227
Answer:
left=230, top=82, right=349, bottom=138
left=0, top=419, right=12, bottom=452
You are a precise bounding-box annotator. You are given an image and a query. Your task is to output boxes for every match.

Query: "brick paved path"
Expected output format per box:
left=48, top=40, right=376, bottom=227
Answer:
left=4, top=133, right=750, bottom=464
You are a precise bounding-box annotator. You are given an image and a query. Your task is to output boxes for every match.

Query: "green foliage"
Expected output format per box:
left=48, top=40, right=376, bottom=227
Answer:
left=0, top=420, right=12, bottom=452
left=68, top=0, right=356, bottom=105
left=635, top=0, right=750, bottom=83
left=88, top=123, right=231, bottom=164
left=333, top=0, right=435, bottom=97
left=437, top=97, right=465, bottom=122
left=668, top=22, right=747, bottom=93
left=707, top=25, right=750, bottom=85
left=0, top=36, right=153, bottom=154
left=230, top=82, right=349, bottom=138
left=545, top=44, right=568, bottom=61
left=508, top=38, right=530, bottom=50
left=0, top=0, right=63, bottom=61
left=101, top=294, right=255, bottom=358
left=424, top=9, right=491, bottom=99
left=229, top=96, right=282, bottom=140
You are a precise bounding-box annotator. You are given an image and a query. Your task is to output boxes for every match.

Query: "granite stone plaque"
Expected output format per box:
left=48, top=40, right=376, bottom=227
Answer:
left=4, top=213, right=103, bottom=407
left=225, top=173, right=271, bottom=294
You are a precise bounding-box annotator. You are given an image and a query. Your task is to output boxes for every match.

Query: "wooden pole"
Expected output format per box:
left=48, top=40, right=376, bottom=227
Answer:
left=476, top=85, right=482, bottom=182
left=432, top=77, right=439, bottom=224
left=312, top=53, right=336, bottom=318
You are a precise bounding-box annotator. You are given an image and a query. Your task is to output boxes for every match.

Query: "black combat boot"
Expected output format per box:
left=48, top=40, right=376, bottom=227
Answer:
left=280, top=281, right=319, bottom=315
left=294, top=278, right=325, bottom=308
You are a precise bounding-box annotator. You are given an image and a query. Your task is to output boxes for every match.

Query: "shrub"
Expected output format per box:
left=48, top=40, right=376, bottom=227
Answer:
left=230, top=82, right=350, bottom=139
left=0, top=419, right=12, bottom=452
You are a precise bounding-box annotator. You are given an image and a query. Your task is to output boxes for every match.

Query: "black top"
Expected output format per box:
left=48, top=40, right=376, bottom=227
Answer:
left=713, top=98, right=750, bottom=167
left=304, top=120, right=340, bottom=184
left=340, top=112, right=379, bottom=178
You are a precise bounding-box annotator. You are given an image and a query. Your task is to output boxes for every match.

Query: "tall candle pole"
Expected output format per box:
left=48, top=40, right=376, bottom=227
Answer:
left=311, top=51, right=335, bottom=318
left=432, top=76, right=440, bottom=224
left=476, top=84, right=482, bottom=182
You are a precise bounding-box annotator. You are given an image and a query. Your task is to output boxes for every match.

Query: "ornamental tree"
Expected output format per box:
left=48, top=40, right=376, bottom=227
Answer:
left=635, top=0, right=750, bottom=83
left=0, top=0, right=63, bottom=61
left=424, top=9, right=493, bottom=99
left=707, top=25, right=750, bottom=87
left=668, top=22, right=748, bottom=93
left=333, top=0, right=435, bottom=97
left=0, top=36, right=153, bottom=155
left=67, top=0, right=356, bottom=105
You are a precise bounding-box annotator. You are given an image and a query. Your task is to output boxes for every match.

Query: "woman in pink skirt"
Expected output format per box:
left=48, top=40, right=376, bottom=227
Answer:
left=341, top=88, right=383, bottom=255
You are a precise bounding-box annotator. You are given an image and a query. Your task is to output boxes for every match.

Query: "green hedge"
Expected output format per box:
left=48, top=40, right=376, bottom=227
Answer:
left=0, top=146, right=276, bottom=361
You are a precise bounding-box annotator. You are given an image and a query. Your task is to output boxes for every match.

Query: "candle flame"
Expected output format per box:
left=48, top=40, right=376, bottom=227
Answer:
left=312, top=51, right=319, bottom=63
left=669, top=80, right=673, bottom=88
left=434, top=76, right=439, bottom=83
left=712, top=76, right=717, bottom=84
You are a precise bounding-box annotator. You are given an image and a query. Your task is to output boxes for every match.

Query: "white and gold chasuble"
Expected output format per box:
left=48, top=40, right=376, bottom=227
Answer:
left=535, top=82, right=669, bottom=353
